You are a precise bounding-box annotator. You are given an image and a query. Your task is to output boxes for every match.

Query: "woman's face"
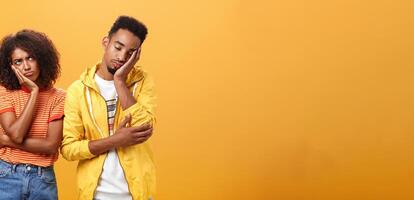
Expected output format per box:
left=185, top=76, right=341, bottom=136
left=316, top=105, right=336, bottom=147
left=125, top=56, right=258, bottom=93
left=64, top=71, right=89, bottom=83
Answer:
left=10, top=48, right=40, bottom=82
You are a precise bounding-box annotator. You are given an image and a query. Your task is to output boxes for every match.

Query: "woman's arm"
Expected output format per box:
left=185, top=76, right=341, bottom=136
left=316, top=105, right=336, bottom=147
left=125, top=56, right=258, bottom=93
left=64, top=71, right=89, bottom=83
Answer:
left=0, top=65, right=39, bottom=144
left=0, top=119, right=63, bottom=154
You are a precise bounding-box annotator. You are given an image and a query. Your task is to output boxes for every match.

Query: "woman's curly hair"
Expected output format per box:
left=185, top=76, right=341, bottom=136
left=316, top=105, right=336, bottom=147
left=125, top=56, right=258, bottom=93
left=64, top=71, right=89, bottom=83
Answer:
left=0, top=29, right=60, bottom=90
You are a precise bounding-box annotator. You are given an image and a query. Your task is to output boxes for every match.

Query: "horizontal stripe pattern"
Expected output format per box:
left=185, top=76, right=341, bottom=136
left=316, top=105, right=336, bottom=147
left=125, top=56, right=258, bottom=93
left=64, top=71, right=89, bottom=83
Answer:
left=0, top=86, right=65, bottom=167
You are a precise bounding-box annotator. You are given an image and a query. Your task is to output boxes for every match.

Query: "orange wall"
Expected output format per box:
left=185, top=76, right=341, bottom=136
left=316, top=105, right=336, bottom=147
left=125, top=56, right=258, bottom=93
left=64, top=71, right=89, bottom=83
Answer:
left=1, top=0, right=414, bottom=199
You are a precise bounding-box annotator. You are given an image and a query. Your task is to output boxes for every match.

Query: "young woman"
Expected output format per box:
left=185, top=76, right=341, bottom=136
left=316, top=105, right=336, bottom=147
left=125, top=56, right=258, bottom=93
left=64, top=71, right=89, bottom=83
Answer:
left=0, top=29, right=65, bottom=199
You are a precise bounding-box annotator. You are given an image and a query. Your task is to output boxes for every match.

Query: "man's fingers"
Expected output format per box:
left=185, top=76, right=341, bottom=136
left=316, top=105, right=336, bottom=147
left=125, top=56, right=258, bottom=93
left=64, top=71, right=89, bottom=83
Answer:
left=119, top=114, right=132, bottom=128
left=133, top=137, right=147, bottom=144
left=120, top=51, right=137, bottom=71
left=133, top=134, right=151, bottom=144
left=128, top=50, right=138, bottom=63
left=124, top=114, right=132, bottom=127
left=129, top=123, right=152, bottom=132
left=134, top=48, right=141, bottom=61
left=133, top=128, right=153, bottom=138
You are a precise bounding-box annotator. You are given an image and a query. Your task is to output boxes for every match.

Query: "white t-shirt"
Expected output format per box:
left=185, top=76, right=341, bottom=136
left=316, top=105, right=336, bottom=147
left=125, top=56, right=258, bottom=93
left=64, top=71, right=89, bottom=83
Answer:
left=94, top=74, right=132, bottom=200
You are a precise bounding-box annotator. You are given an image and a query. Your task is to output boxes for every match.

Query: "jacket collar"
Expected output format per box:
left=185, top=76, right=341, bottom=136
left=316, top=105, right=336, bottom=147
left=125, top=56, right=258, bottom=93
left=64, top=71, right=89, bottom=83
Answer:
left=80, top=62, right=144, bottom=90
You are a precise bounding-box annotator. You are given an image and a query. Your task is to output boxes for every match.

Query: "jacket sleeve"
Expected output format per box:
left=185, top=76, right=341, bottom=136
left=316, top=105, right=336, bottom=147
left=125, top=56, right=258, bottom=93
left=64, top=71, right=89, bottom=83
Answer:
left=60, top=82, right=96, bottom=161
left=119, top=72, right=156, bottom=127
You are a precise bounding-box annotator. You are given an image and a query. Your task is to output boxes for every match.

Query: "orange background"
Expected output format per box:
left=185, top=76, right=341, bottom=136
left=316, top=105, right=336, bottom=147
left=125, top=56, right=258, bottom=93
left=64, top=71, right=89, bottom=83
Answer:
left=1, top=0, right=414, bottom=199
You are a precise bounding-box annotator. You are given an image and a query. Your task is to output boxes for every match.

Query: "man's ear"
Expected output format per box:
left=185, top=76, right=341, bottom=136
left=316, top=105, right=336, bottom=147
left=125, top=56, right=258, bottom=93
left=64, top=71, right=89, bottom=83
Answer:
left=102, top=36, right=109, bottom=48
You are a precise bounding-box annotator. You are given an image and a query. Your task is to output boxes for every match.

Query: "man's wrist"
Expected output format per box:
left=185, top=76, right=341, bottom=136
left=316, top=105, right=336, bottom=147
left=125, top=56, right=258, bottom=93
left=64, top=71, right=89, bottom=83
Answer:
left=108, top=133, right=121, bottom=148
left=114, top=77, right=127, bottom=85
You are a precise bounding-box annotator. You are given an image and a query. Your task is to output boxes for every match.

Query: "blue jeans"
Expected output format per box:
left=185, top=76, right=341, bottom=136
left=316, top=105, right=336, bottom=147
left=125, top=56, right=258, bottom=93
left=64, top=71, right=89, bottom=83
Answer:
left=0, top=159, right=57, bottom=200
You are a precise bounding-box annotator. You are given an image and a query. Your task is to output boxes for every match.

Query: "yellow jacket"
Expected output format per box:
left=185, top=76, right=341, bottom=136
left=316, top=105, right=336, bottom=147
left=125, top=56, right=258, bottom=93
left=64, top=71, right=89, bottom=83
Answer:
left=61, top=63, right=156, bottom=200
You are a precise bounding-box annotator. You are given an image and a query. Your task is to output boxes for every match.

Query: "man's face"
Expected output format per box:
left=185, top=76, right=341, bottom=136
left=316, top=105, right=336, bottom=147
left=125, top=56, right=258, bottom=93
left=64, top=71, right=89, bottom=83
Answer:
left=10, top=48, right=40, bottom=82
left=102, top=29, right=141, bottom=74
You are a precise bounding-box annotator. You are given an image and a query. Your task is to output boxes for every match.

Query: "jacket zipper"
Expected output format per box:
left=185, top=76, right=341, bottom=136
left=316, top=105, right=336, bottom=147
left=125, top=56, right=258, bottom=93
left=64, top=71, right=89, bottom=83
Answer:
left=88, top=83, right=135, bottom=199
left=115, top=94, right=135, bottom=199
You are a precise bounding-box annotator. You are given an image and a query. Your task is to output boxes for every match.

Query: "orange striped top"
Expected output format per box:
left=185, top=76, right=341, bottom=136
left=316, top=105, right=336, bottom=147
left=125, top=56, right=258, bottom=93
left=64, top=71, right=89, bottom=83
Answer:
left=0, top=85, right=65, bottom=167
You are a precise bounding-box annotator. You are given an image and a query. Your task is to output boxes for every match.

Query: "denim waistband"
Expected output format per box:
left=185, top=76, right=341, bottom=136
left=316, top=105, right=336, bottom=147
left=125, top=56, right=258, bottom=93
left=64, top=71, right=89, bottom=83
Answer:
left=0, top=159, right=53, bottom=175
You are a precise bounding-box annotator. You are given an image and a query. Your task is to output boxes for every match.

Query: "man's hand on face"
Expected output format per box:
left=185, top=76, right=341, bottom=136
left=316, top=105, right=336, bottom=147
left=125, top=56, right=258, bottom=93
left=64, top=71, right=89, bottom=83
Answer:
left=114, top=48, right=140, bottom=82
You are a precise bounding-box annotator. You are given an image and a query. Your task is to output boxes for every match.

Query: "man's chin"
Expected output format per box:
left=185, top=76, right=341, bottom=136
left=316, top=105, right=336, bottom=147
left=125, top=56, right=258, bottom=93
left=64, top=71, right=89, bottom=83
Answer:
left=107, top=66, right=118, bottom=75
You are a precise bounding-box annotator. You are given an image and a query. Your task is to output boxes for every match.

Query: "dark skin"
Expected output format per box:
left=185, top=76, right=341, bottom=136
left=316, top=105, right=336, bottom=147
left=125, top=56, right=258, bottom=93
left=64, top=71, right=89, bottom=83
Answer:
left=0, top=48, right=62, bottom=154
left=88, top=29, right=153, bottom=155
left=0, top=48, right=40, bottom=144
left=88, top=115, right=153, bottom=155
left=0, top=119, right=62, bottom=155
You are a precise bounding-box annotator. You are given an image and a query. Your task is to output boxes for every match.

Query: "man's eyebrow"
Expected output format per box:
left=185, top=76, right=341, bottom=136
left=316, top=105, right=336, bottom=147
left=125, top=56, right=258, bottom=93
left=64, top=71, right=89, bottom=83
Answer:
left=115, top=41, right=125, bottom=46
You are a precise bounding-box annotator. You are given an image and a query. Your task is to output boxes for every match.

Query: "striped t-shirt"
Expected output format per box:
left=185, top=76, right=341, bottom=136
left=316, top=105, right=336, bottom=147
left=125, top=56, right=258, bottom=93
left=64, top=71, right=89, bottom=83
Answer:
left=0, top=85, right=65, bottom=167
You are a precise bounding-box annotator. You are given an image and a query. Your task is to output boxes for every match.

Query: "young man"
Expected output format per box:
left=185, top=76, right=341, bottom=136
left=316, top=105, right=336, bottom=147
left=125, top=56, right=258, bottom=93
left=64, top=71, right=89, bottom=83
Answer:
left=61, top=16, right=156, bottom=200
left=0, top=29, right=65, bottom=200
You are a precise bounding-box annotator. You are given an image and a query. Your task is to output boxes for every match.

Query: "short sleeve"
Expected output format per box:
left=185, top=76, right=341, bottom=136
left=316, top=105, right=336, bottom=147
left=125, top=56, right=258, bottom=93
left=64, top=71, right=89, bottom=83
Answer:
left=0, top=86, right=14, bottom=114
left=49, top=89, right=66, bottom=122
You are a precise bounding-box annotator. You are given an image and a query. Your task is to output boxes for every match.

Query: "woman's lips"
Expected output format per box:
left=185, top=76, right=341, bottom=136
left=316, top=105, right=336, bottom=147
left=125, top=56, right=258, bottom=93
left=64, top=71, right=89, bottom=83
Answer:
left=24, top=72, right=33, bottom=76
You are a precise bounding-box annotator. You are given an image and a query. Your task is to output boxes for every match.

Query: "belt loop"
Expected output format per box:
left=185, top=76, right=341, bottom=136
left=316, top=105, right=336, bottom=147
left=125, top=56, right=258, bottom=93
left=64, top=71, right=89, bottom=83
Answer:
left=37, top=166, right=42, bottom=176
left=12, top=165, right=16, bottom=173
